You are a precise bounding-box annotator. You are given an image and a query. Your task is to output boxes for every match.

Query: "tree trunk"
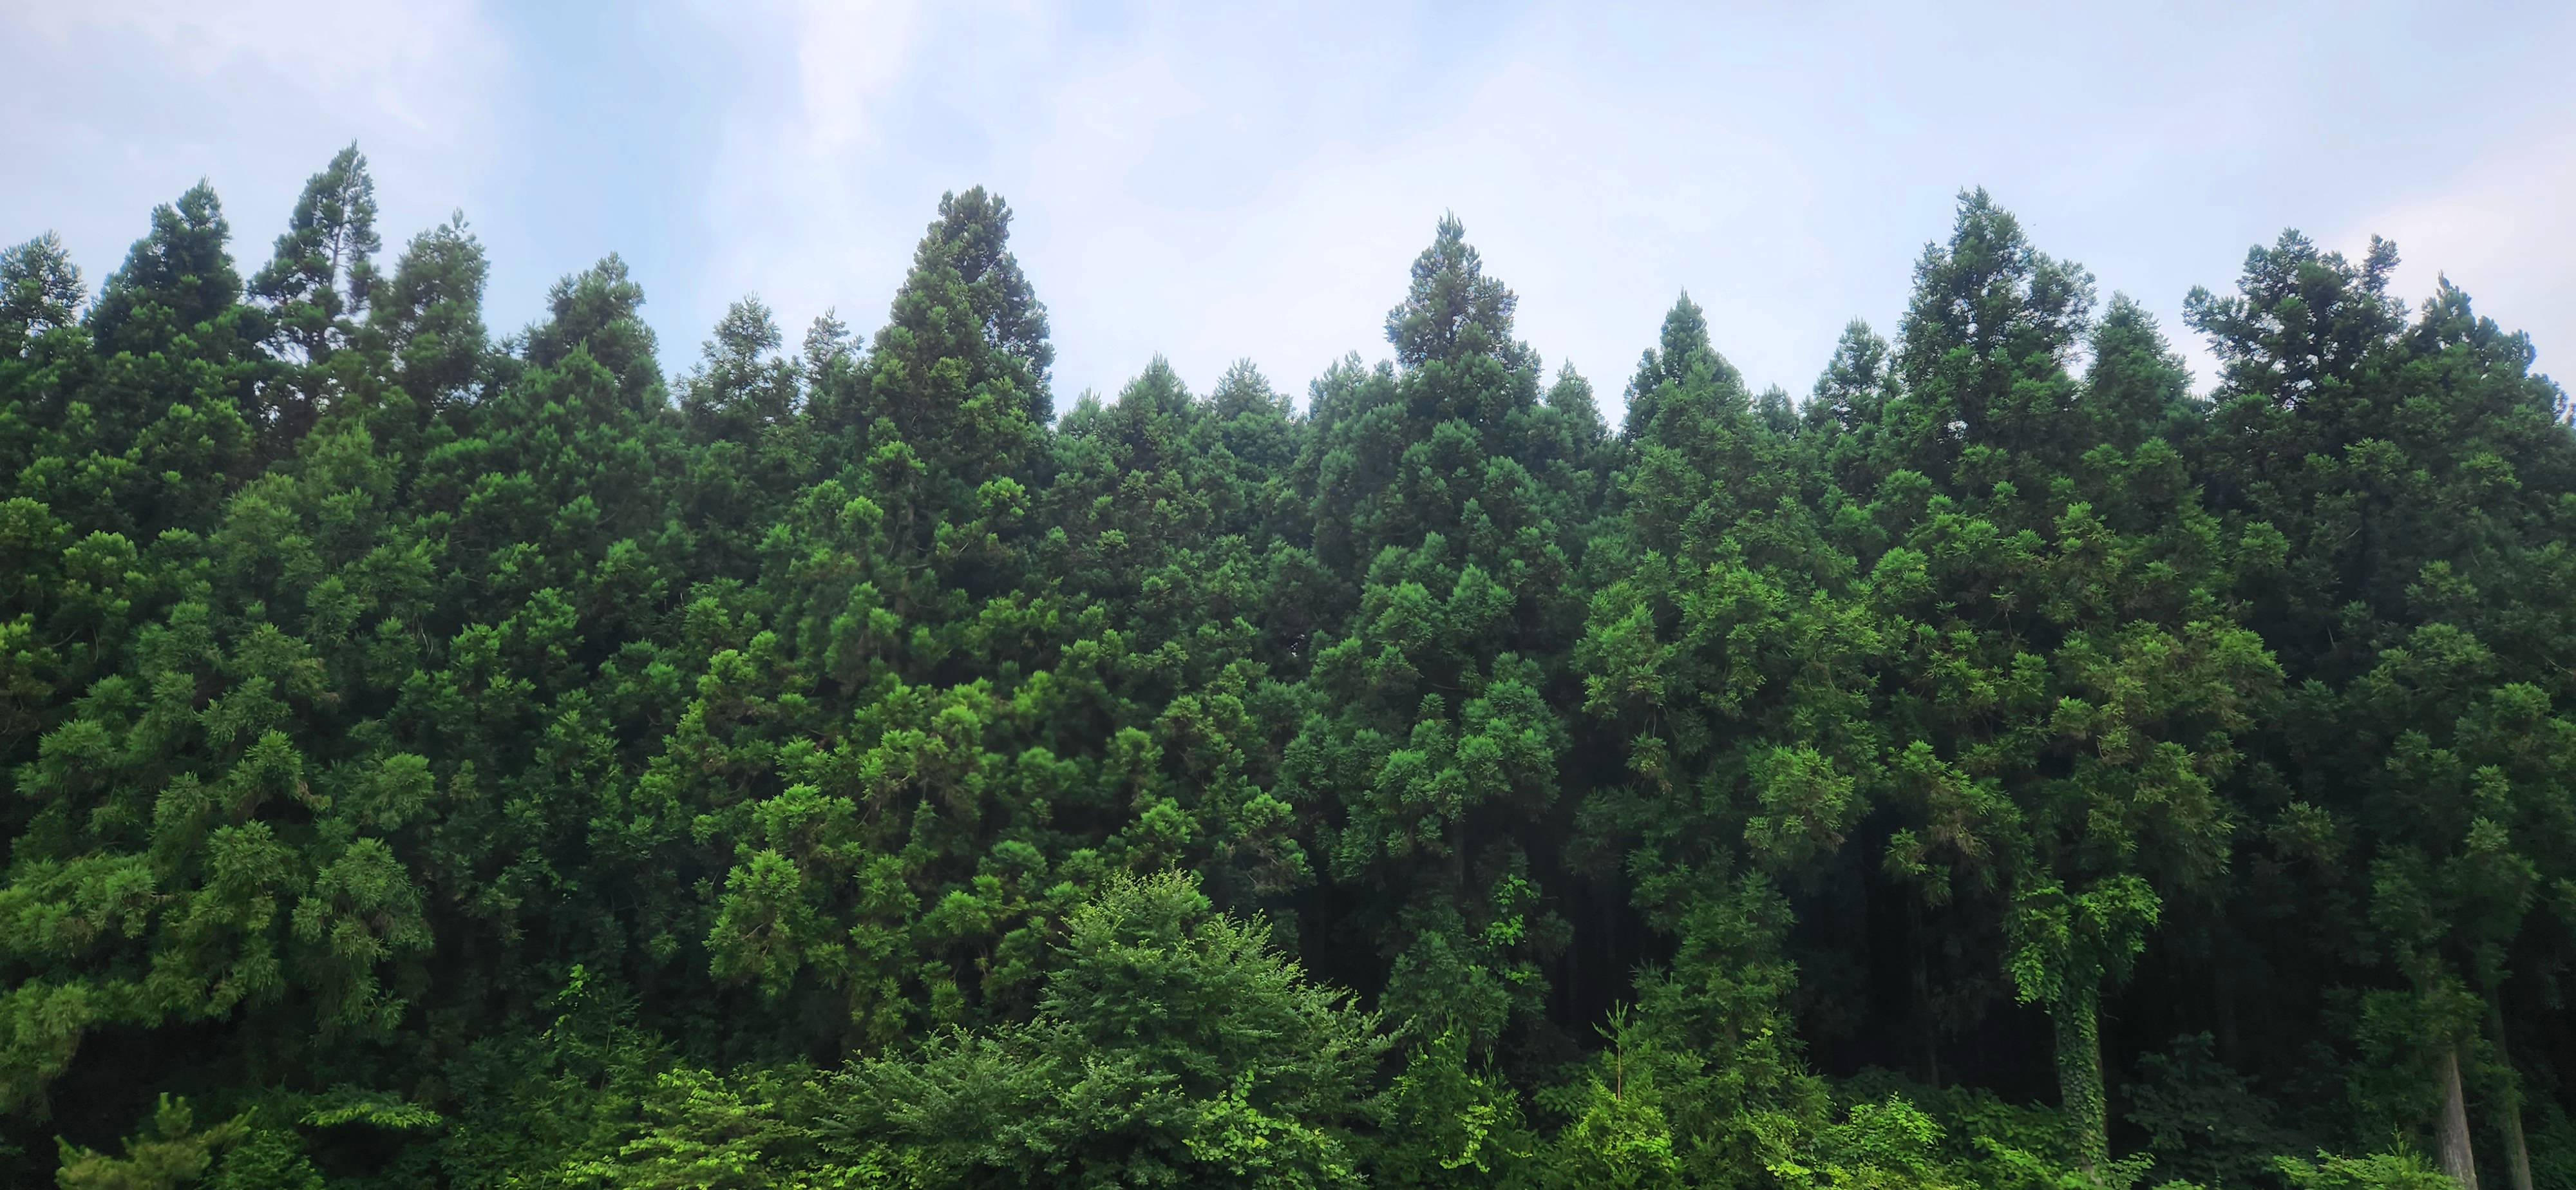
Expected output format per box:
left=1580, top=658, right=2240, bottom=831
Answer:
left=2056, top=983, right=2107, bottom=1178
left=2216, top=963, right=2241, bottom=1069
left=1906, top=897, right=1939, bottom=1088
left=2438, top=1044, right=2480, bottom=1190
left=2486, top=990, right=2533, bottom=1190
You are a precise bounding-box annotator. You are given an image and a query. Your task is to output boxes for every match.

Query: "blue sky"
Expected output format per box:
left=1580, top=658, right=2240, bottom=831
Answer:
left=7, top=1, right=2571, bottom=415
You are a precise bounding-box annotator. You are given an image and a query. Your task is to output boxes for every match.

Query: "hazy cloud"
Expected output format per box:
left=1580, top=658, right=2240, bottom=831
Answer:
left=4, top=0, right=506, bottom=294
left=8, top=1, right=2570, bottom=410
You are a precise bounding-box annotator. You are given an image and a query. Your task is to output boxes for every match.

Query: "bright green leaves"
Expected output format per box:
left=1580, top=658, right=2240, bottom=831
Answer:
left=1544, top=1072, right=1683, bottom=1190
left=1744, top=745, right=1863, bottom=873
left=1371, top=1028, right=1539, bottom=1187
left=53, top=1094, right=247, bottom=1190
left=2005, top=874, right=2159, bottom=1011
left=833, top=873, right=1383, bottom=1189
left=2272, top=1149, right=2459, bottom=1190
left=709, top=849, right=826, bottom=1001
left=1774, top=1095, right=1964, bottom=1190
left=6, top=154, right=2576, bottom=1190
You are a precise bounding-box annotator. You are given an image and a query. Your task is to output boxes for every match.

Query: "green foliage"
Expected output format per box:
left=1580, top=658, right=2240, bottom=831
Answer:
left=56, top=1096, right=247, bottom=1190
left=1370, top=1029, right=1540, bottom=1188
left=2127, top=1034, right=2298, bottom=1189
left=828, top=871, right=1382, bottom=1188
left=2273, top=1150, right=2457, bottom=1190
left=1774, top=1096, right=1962, bottom=1190
left=4, top=151, right=2573, bottom=1189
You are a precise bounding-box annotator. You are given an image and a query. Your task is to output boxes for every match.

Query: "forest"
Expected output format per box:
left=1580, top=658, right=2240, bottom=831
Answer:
left=1, top=144, right=2571, bottom=1189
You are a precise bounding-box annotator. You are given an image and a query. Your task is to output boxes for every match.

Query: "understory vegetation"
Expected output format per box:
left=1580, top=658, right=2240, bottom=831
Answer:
left=4, top=145, right=2573, bottom=1188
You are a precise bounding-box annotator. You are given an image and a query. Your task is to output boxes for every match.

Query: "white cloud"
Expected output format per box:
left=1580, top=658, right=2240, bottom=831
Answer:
left=790, top=0, right=927, bottom=155
left=17, top=0, right=2566, bottom=413
left=1, top=0, right=506, bottom=296
left=19, top=0, right=497, bottom=142
left=2345, top=131, right=2576, bottom=373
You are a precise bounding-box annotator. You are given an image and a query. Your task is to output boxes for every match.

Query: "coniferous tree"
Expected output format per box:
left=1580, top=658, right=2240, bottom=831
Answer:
left=370, top=213, right=491, bottom=409
left=0, top=234, right=83, bottom=350
left=5, top=151, right=2574, bottom=1189
left=1284, top=215, right=1581, bottom=1064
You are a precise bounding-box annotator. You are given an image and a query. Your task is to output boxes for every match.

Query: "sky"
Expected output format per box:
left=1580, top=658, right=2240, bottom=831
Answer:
left=6, top=0, right=2573, bottom=418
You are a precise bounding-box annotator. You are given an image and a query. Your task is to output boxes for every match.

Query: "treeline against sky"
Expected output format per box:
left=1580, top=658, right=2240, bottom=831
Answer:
left=2, top=145, right=2573, bottom=1189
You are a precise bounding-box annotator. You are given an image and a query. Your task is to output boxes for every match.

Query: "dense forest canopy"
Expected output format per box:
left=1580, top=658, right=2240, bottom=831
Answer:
left=2, top=144, right=2572, bottom=1189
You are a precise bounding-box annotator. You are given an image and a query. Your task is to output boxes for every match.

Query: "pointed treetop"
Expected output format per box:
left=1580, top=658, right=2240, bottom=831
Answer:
left=1386, top=212, right=1534, bottom=372
left=1113, top=355, right=1194, bottom=428
left=1897, top=187, right=2094, bottom=383
left=1754, top=384, right=1798, bottom=435
left=1629, top=292, right=1712, bottom=391
left=372, top=211, right=490, bottom=401
left=682, top=295, right=796, bottom=440
left=706, top=294, right=782, bottom=366
left=1624, top=291, right=1741, bottom=439
left=802, top=307, right=852, bottom=373
left=925, top=186, right=1053, bottom=407
left=87, top=180, right=242, bottom=355
left=526, top=254, right=660, bottom=402
left=2083, top=293, right=2196, bottom=451
left=1807, top=319, right=1889, bottom=433
left=2183, top=228, right=2406, bottom=406
left=1548, top=364, right=1605, bottom=432
left=1211, top=359, right=1286, bottom=420
left=1, top=231, right=84, bottom=346
left=252, top=142, right=382, bottom=361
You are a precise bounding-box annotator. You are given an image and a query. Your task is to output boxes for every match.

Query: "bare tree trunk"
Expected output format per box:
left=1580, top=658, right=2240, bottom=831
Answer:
left=2486, top=991, right=2533, bottom=1190
left=2216, top=964, right=2241, bottom=1068
left=2438, top=1044, right=2481, bottom=1190
left=1906, top=898, right=1939, bottom=1088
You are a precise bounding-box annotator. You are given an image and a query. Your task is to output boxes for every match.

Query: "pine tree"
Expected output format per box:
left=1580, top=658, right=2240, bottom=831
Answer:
left=6, top=158, right=2574, bottom=1190
left=37, top=181, right=260, bottom=537
left=252, top=145, right=381, bottom=359
left=1283, top=215, right=1580, bottom=1060
left=0, top=233, right=83, bottom=350
left=370, top=212, right=491, bottom=408
left=1574, top=293, right=1855, bottom=1184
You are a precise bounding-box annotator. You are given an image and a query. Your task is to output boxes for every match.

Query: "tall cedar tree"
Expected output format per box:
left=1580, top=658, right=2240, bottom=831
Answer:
left=2, top=153, right=2571, bottom=1190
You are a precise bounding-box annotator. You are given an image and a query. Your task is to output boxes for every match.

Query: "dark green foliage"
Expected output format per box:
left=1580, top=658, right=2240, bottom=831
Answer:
left=2128, top=1034, right=2297, bottom=1187
left=4, top=153, right=2570, bottom=1188
left=370, top=214, right=490, bottom=407
left=251, top=146, right=380, bottom=351
left=3, top=233, right=84, bottom=347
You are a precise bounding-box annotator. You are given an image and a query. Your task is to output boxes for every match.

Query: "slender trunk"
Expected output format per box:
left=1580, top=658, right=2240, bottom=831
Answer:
left=2055, top=983, right=2108, bottom=1178
left=1906, top=897, right=1939, bottom=1087
left=1446, top=815, right=1466, bottom=898
left=2438, top=1044, right=2480, bottom=1190
left=2216, top=964, right=2241, bottom=1070
left=2485, top=990, right=2533, bottom=1190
